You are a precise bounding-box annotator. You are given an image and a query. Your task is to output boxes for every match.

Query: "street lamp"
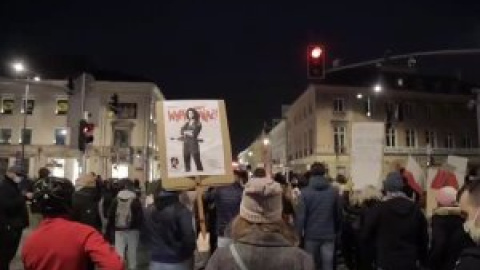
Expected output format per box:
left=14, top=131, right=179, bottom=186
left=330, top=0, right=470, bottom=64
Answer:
left=373, top=83, right=383, bottom=93
left=263, top=138, right=270, bottom=146
left=10, top=60, right=40, bottom=175
left=12, top=61, right=26, bottom=74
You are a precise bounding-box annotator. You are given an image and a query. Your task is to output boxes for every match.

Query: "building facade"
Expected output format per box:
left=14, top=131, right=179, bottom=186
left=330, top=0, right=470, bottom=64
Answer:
left=285, top=84, right=479, bottom=179
left=0, top=75, right=164, bottom=183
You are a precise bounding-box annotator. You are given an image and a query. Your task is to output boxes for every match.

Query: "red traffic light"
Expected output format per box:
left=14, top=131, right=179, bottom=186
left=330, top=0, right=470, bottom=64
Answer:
left=83, top=123, right=95, bottom=134
left=310, top=46, right=323, bottom=59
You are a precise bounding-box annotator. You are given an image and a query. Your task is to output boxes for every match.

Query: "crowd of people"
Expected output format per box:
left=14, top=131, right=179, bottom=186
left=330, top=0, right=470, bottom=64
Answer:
left=0, top=162, right=479, bottom=270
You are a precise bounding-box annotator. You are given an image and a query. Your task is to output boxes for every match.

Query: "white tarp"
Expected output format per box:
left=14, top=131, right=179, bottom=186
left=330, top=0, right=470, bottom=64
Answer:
left=163, top=100, right=225, bottom=178
left=351, top=122, right=385, bottom=189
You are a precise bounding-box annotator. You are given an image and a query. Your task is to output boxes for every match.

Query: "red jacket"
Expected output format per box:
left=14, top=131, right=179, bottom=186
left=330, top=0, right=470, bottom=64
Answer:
left=22, top=217, right=124, bottom=270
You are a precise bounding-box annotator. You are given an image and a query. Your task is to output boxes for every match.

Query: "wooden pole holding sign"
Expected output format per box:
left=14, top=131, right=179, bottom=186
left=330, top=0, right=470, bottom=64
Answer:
left=195, top=176, right=207, bottom=237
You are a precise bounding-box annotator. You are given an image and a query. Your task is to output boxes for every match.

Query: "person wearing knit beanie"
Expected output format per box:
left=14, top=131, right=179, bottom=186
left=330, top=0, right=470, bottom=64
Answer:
left=205, top=177, right=315, bottom=270
left=383, top=172, right=405, bottom=193
left=240, top=177, right=283, bottom=224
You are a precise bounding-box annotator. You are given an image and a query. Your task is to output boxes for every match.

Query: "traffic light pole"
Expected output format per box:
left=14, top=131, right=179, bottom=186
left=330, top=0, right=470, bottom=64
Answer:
left=326, top=48, right=480, bottom=74
left=21, top=82, right=29, bottom=173
left=80, top=74, right=87, bottom=174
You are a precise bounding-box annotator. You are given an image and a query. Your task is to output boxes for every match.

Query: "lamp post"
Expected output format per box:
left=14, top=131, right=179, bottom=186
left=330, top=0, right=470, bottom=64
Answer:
left=10, top=61, right=40, bottom=175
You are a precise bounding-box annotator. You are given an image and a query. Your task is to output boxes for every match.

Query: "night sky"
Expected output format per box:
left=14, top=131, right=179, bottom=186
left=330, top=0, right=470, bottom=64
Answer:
left=1, top=0, right=479, bottom=154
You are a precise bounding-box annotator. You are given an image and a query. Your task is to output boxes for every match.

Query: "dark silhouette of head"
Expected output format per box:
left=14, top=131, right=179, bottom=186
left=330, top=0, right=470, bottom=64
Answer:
left=253, top=168, right=267, bottom=178
left=310, top=162, right=326, bottom=176
left=186, top=108, right=200, bottom=122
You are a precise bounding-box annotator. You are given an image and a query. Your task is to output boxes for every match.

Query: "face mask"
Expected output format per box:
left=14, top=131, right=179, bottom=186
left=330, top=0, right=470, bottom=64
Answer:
left=464, top=208, right=480, bottom=244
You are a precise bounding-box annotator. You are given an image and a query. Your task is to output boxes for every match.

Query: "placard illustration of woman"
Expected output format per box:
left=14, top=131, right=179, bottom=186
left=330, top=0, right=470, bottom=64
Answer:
left=180, top=108, right=203, bottom=172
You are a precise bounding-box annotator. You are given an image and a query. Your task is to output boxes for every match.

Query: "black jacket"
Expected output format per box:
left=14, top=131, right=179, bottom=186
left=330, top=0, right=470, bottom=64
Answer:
left=362, top=195, right=428, bottom=270
left=456, top=246, right=480, bottom=270
left=107, top=190, right=143, bottom=231
left=144, top=192, right=195, bottom=263
left=206, top=182, right=243, bottom=236
left=429, top=207, right=474, bottom=270
left=72, top=186, right=102, bottom=231
left=0, top=176, right=29, bottom=230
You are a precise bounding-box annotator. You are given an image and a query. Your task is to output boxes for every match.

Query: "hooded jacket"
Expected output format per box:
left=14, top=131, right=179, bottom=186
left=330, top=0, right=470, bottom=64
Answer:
left=144, top=191, right=196, bottom=263
left=362, top=194, right=428, bottom=270
left=205, top=230, right=314, bottom=270
left=0, top=176, right=29, bottom=230
left=107, top=189, right=143, bottom=231
left=429, top=207, right=474, bottom=270
left=295, top=175, right=341, bottom=240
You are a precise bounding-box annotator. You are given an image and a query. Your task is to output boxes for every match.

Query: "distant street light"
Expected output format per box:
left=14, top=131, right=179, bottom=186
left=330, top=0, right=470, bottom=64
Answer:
left=33, top=76, right=41, bottom=82
left=356, top=93, right=363, bottom=99
left=12, top=61, right=26, bottom=73
left=373, top=83, right=383, bottom=93
left=263, top=138, right=270, bottom=146
left=248, top=151, right=253, bottom=157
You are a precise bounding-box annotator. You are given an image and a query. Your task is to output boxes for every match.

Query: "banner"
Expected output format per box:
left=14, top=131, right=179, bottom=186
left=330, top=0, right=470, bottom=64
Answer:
left=157, top=100, right=233, bottom=190
left=350, top=122, right=385, bottom=189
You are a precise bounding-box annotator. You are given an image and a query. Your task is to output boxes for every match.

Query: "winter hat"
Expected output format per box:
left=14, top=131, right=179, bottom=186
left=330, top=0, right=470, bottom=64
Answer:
left=435, top=186, right=458, bottom=207
left=383, top=172, right=405, bottom=193
left=240, top=177, right=283, bottom=223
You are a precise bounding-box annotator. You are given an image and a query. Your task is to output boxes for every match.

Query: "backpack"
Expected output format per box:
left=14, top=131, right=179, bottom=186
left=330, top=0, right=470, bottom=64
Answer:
left=115, top=197, right=134, bottom=229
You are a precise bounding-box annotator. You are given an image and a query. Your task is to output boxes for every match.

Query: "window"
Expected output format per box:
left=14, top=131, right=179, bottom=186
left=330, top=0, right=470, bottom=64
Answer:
left=116, top=103, right=137, bottom=119
left=425, top=131, right=436, bottom=147
left=403, top=103, right=414, bottom=119
left=56, top=99, right=68, bottom=115
left=21, top=99, right=35, bottom=115
left=333, top=126, right=346, bottom=153
left=445, top=133, right=454, bottom=149
left=1, top=98, right=14, bottom=114
left=112, top=164, right=129, bottom=178
left=50, top=159, right=65, bottom=178
left=425, top=105, right=432, bottom=120
left=333, top=98, right=345, bottom=113
left=20, top=129, right=32, bottom=145
left=309, top=129, right=314, bottom=155
left=304, top=132, right=308, bottom=156
left=113, top=129, right=130, bottom=148
left=385, top=128, right=396, bottom=147
left=54, top=128, right=68, bottom=145
left=406, top=129, right=417, bottom=148
left=0, top=129, right=12, bottom=144
left=461, top=135, right=473, bottom=148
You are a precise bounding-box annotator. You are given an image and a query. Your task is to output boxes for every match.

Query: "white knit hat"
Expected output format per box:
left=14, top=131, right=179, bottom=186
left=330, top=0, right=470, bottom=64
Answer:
left=240, top=177, right=283, bottom=223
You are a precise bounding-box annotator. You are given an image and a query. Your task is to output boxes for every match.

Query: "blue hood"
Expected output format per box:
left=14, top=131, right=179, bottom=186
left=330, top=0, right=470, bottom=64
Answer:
left=309, top=176, right=330, bottom=191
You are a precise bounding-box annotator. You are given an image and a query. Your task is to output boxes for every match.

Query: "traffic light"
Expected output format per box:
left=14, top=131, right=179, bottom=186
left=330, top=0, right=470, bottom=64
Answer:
left=78, top=119, right=94, bottom=152
left=108, top=94, right=119, bottom=116
left=307, top=44, right=326, bottom=79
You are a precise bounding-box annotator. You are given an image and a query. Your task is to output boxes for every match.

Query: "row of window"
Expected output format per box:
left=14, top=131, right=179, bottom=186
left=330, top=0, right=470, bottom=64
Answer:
left=1, top=97, right=139, bottom=120
left=288, top=127, right=475, bottom=160
left=1, top=98, right=68, bottom=115
left=0, top=128, right=67, bottom=145
left=387, top=129, right=474, bottom=148
left=332, top=98, right=469, bottom=120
